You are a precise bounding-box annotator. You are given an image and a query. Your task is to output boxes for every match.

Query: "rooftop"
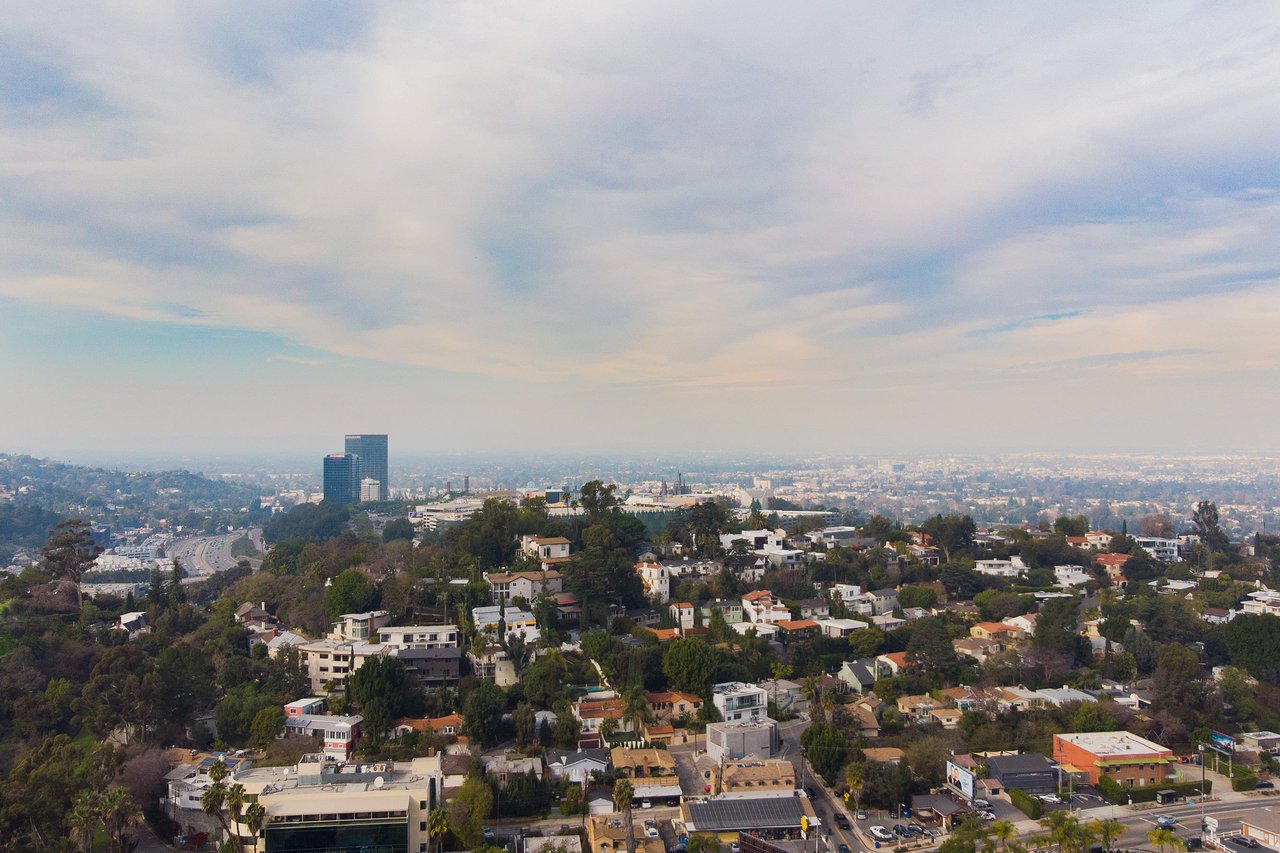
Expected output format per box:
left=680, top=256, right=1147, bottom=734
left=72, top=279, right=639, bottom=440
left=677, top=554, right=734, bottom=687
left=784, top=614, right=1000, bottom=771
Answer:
left=1055, top=731, right=1172, bottom=757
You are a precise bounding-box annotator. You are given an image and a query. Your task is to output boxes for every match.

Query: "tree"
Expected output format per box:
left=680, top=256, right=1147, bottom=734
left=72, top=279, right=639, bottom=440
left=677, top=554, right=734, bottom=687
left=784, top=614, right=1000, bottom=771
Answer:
left=69, top=790, right=100, bottom=853
left=449, top=777, right=493, bottom=850
left=464, top=681, right=507, bottom=747
left=249, top=705, right=285, bottom=748
left=428, top=807, right=450, bottom=853
left=154, top=643, right=216, bottom=721
left=41, top=518, right=101, bottom=607
left=383, top=517, right=416, bottom=543
left=991, top=819, right=1017, bottom=853
left=921, top=514, right=976, bottom=561
left=1191, top=501, right=1230, bottom=554
left=800, top=722, right=849, bottom=784
left=847, top=626, right=884, bottom=658
left=98, top=786, right=143, bottom=853
left=685, top=835, right=720, bottom=853
left=1090, top=819, right=1123, bottom=852
left=906, top=617, right=959, bottom=686
left=325, top=568, right=377, bottom=618
left=662, top=638, right=716, bottom=695
left=562, top=785, right=584, bottom=817
left=613, top=778, right=636, bottom=853
left=1053, top=516, right=1090, bottom=537
left=514, top=702, right=536, bottom=747
left=349, top=655, right=412, bottom=738
left=1139, top=514, right=1175, bottom=539
left=1218, top=614, right=1280, bottom=684
left=201, top=760, right=244, bottom=853
left=1147, top=828, right=1185, bottom=853
left=578, top=480, right=621, bottom=519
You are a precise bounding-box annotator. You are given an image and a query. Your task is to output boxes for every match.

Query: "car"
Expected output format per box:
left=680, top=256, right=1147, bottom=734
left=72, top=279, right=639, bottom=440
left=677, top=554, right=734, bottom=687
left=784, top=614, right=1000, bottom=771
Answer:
left=894, top=824, right=910, bottom=837
left=806, top=787, right=818, bottom=799
left=834, top=814, right=852, bottom=830
left=978, top=811, right=997, bottom=821
left=973, top=798, right=991, bottom=808
left=1184, top=838, right=1203, bottom=851
left=645, top=827, right=659, bottom=839
left=482, top=828, right=496, bottom=842
left=870, top=826, right=895, bottom=842
left=1039, top=794, right=1063, bottom=804
left=838, top=846, right=851, bottom=853
left=908, top=824, right=926, bottom=836
left=1227, top=837, right=1259, bottom=849
left=642, top=799, right=652, bottom=809
left=857, top=809, right=868, bottom=820
left=730, top=844, right=740, bottom=853
left=1257, top=780, right=1275, bottom=789
left=1156, top=816, right=1178, bottom=829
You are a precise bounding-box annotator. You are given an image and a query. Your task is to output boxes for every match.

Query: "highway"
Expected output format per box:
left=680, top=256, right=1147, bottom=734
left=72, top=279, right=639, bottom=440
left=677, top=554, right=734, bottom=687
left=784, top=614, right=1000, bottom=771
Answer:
left=166, top=528, right=263, bottom=580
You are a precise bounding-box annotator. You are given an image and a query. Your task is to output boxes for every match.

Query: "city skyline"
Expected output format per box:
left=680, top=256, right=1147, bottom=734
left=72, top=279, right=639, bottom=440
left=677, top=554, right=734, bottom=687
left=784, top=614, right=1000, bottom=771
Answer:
left=4, top=4, right=1280, bottom=456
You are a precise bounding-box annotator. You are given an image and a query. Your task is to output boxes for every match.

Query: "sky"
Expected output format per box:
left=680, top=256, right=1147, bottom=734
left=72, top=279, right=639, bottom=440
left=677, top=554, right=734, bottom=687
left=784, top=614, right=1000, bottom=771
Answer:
left=3, top=1, right=1280, bottom=459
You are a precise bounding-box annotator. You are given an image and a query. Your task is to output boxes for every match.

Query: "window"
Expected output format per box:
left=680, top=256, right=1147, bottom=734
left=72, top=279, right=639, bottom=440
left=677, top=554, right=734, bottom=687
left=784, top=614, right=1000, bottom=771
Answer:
left=420, top=800, right=427, bottom=810
left=420, top=821, right=427, bottom=831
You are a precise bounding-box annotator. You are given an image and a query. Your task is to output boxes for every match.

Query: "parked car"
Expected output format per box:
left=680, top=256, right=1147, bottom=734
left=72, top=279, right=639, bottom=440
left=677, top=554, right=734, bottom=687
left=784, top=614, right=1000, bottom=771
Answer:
left=838, top=846, right=851, bottom=853
left=642, top=800, right=652, bottom=809
left=871, top=825, right=895, bottom=842
left=893, top=824, right=910, bottom=837
left=908, top=824, right=926, bottom=836
left=1039, top=794, right=1063, bottom=804
left=483, top=828, right=496, bottom=842
left=1156, top=816, right=1178, bottom=829
left=1227, top=837, right=1259, bottom=849
left=857, top=809, right=867, bottom=820
left=973, top=799, right=991, bottom=808
left=978, top=811, right=997, bottom=821
left=647, top=827, right=660, bottom=839
left=1257, top=780, right=1275, bottom=789
left=1184, top=838, right=1203, bottom=850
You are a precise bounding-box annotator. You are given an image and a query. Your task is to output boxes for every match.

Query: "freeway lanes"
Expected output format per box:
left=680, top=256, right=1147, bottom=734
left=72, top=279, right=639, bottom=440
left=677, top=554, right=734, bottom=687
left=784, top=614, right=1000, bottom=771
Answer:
left=167, top=527, right=262, bottom=580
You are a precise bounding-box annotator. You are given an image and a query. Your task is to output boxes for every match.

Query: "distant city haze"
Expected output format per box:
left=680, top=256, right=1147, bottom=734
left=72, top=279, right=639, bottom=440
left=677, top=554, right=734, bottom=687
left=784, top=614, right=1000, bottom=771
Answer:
left=2, top=5, right=1280, bottom=454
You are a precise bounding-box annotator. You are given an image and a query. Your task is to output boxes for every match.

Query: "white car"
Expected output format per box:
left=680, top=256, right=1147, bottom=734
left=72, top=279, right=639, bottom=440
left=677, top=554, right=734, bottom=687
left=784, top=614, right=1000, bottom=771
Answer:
left=1038, top=794, right=1063, bottom=804
left=641, top=799, right=652, bottom=809
left=871, top=826, right=895, bottom=842
left=646, top=826, right=660, bottom=838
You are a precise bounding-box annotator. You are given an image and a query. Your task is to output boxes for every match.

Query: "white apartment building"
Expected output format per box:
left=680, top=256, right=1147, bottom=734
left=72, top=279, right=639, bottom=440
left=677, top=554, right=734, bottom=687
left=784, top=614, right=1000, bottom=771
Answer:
left=1241, top=589, right=1280, bottom=616
left=1054, top=565, right=1093, bottom=588
left=719, top=530, right=781, bottom=551
left=327, top=610, right=389, bottom=641
left=484, top=570, right=563, bottom=605
left=472, top=605, right=540, bottom=644
left=818, top=618, right=869, bottom=638
left=1134, top=537, right=1180, bottom=562
left=376, top=624, right=461, bottom=649
left=520, top=535, right=572, bottom=570
left=228, top=754, right=443, bottom=853
left=298, top=640, right=391, bottom=694
left=742, top=590, right=791, bottom=624
left=975, top=557, right=1026, bottom=577
left=635, top=562, right=671, bottom=603
left=712, top=681, right=768, bottom=723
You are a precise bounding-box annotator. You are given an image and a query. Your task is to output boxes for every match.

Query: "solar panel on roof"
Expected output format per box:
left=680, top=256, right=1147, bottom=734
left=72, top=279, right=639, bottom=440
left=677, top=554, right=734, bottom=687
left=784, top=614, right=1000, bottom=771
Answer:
left=687, top=797, right=807, bottom=831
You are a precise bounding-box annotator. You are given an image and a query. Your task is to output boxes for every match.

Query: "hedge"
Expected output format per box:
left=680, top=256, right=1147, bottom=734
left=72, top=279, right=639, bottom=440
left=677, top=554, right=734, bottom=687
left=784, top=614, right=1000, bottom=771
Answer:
left=1096, top=777, right=1211, bottom=804
left=1231, top=773, right=1258, bottom=792
left=1009, top=788, right=1042, bottom=819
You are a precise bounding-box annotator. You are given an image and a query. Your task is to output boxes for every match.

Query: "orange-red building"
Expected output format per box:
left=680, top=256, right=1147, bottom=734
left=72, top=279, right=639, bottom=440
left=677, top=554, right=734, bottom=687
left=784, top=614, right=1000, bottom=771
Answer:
left=1052, top=731, right=1173, bottom=788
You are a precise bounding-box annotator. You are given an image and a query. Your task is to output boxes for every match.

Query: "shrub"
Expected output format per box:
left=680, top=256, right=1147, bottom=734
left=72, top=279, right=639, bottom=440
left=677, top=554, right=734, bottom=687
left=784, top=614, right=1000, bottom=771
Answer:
left=1009, top=788, right=1042, bottom=819
left=1096, top=776, right=1211, bottom=804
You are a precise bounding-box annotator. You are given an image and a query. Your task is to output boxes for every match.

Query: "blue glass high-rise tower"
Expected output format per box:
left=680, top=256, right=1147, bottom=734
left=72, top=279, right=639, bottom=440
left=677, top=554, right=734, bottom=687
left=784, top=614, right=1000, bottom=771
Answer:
left=344, top=434, right=389, bottom=500
left=322, top=453, right=361, bottom=505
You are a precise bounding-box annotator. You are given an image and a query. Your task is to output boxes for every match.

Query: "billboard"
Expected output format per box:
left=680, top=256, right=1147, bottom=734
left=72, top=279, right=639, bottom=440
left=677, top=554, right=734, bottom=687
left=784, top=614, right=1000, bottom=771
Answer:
left=1208, top=732, right=1236, bottom=752
left=946, top=760, right=976, bottom=800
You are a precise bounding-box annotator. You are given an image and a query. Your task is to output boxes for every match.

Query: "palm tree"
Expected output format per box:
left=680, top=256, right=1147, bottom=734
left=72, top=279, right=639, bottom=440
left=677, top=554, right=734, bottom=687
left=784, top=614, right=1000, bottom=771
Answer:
left=844, top=762, right=865, bottom=812
left=1147, top=827, right=1185, bottom=853
left=1039, top=810, right=1082, bottom=853
left=991, top=819, right=1018, bottom=853
left=1090, top=819, right=1123, bottom=852
left=69, top=790, right=100, bottom=853
left=245, top=802, right=266, bottom=853
left=428, top=806, right=450, bottom=853
left=623, top=686, right=651, bottom=737
left=98, top=786, right=142, bottom=853
left=614, top=778, right=636, bottom=853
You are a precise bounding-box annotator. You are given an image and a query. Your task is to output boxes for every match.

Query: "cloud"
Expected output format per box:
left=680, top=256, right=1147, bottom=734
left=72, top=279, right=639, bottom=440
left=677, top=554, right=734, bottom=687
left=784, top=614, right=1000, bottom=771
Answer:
left=2, top=2, right=1280, bottom=451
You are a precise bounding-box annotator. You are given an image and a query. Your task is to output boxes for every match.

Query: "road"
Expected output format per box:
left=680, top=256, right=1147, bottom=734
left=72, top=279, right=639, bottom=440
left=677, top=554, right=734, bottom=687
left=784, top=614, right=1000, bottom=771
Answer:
left=166, top=528, right=263, bottom=580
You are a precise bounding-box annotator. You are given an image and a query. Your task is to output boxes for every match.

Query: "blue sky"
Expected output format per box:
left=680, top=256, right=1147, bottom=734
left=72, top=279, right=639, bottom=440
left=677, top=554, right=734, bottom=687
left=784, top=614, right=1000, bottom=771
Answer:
left=2, top=2, right=1280, bottom=457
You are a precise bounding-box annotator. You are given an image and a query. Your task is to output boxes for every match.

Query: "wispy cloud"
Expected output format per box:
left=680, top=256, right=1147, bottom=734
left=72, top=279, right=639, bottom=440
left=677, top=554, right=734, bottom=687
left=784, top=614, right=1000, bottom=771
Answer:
left=2, top=2, right=1280, bottom=452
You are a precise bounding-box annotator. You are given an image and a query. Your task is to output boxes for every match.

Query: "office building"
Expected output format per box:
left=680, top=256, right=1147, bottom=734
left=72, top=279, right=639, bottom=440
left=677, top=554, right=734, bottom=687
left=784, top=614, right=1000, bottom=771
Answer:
left=1052, top=730, right=1173, bottom=787
left=322, top=454, right=360, bottom=505
left=345, top=434, right=388, bottom=501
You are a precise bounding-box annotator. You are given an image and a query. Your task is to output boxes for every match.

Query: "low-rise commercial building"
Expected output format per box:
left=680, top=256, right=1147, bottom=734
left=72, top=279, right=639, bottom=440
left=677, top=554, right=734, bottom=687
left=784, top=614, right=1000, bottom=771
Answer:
left=1052, top=731, right=1173, bottom=788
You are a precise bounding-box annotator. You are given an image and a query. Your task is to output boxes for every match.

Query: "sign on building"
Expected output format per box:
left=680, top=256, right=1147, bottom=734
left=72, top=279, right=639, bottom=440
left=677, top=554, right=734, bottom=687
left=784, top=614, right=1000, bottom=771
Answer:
left=946, top=761, right=976, bottom=800
left=1208, top=732, right=1236, bottom=752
